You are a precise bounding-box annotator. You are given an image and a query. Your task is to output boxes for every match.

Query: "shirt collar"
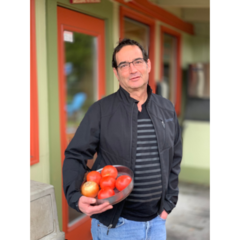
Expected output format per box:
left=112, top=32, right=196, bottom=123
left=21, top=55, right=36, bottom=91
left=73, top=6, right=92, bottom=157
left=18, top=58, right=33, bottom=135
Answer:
left=118, top=84, right=153, bottom=105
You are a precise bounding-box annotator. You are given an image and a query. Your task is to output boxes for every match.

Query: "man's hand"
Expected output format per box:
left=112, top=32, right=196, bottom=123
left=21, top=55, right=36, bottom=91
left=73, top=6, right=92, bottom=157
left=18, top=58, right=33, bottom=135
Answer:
left=160, top=210, right=168, bottom=220
left=78, top=196, right=113, bottom=216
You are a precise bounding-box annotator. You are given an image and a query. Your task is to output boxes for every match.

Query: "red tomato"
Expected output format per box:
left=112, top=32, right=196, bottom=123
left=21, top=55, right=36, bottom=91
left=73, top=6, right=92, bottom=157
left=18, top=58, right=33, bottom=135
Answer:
left=116, top=175, right=132, bottom=191
left=86, top=171, right=102, bottom=185
left=81, top=181, right=99, bottom=198
left=101, top=165, right=118, bottom=179
left=100, top=176, right=116, bottom=189
left=97, top=187, right=115, bottom=199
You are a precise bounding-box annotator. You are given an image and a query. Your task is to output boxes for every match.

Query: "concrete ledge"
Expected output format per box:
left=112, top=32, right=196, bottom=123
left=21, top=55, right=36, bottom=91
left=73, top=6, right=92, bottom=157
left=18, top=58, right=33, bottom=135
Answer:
left=30, top=180, right=65, bottom=240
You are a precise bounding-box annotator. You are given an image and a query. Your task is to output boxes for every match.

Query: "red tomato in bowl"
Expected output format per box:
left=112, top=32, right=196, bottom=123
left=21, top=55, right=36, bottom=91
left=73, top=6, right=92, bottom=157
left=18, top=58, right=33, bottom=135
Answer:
left=116, top=175, right=132, bottom=191
left=97, top=187, right=115, bottom=199
left=100, top=176, right=116, bottom=189
left=101, top=165, right=118, bottom=179
left=86, top=171, right=102, bottom=185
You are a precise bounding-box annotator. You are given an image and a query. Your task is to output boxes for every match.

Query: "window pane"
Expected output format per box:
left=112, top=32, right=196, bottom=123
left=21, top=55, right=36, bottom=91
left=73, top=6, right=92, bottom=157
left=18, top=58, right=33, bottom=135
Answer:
left=64, top=31, right=97, bottom=225
left=162, top=33, right=177, bottom=105
left=124, top=17, right=149, bottom=54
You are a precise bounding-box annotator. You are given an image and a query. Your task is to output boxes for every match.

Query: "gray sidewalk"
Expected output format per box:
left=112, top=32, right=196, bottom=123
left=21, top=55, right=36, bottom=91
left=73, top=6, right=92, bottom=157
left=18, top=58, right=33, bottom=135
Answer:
left=166, top=182, right=210, bottom=240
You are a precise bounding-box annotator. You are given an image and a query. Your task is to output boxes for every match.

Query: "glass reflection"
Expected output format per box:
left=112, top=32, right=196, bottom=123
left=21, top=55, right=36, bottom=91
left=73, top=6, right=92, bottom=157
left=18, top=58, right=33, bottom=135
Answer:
left=124, top=17, right=149, bottom=54
left=162, top=33, right=177, bottom=105
left=64, top=31, right=97, bottom=225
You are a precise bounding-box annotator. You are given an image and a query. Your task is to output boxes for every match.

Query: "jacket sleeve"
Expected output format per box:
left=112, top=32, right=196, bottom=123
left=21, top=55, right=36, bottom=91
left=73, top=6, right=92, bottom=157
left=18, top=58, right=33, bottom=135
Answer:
left=62, top=101, right=101, bottom=212
left=163, top=110, right=183, bottom=214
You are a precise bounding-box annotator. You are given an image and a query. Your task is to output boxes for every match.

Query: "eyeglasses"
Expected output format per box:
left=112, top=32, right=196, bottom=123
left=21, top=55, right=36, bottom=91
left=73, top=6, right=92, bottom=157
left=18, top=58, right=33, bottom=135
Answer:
left=117, top=58, right=146, bottom=71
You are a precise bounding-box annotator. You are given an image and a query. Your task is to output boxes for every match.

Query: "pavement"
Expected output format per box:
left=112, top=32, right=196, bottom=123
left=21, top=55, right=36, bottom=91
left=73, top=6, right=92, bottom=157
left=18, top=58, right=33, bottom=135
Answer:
left=166, top=182, right=210, bottom=240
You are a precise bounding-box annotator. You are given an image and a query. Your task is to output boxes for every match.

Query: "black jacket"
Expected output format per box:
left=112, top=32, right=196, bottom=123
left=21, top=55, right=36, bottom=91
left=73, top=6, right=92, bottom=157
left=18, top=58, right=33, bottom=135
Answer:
left=63, top=85, right=182, bottom=228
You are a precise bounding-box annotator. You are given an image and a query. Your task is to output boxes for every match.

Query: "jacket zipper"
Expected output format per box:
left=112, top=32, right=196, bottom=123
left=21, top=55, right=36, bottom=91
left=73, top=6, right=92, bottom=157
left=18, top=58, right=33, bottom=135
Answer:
left=130, top=102, right=135, bottom=169
left=146, top=107, right=165, bottom=212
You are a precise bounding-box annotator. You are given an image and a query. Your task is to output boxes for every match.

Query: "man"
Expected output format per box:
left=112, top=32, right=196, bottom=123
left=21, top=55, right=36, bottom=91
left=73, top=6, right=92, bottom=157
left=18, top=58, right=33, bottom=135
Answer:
left=63, top=38, right=182, bottom=240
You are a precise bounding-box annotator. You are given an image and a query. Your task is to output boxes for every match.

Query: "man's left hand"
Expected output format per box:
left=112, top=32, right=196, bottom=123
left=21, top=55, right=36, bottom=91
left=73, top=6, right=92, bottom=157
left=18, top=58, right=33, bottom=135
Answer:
left=160, top=210, right=168, bottom=220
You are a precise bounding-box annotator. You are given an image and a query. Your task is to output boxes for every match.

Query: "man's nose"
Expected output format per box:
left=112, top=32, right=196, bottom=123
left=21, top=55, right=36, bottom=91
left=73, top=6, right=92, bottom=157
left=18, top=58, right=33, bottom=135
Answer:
left=129, top=62, right=137, bottom=73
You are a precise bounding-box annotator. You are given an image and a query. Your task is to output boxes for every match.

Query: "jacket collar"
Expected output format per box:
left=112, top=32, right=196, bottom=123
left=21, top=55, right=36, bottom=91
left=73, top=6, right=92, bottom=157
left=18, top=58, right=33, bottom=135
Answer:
left=118, top=84, right=153, bottom=105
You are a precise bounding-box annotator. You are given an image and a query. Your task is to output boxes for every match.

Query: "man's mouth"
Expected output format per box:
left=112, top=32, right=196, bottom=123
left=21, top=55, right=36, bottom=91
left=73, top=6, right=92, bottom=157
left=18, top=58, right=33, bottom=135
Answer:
left=129, top=76, right=140, bottom=81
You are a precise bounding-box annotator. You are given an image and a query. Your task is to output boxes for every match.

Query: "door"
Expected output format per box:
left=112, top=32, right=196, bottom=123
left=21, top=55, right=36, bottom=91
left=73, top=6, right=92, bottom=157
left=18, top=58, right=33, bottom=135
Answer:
left=57, top=7, right=105, bottom=240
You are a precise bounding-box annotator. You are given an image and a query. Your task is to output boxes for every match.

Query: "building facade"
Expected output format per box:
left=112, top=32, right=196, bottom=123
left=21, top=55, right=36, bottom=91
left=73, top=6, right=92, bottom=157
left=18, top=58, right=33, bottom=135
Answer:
left=30, top=0, right=210, bottom=238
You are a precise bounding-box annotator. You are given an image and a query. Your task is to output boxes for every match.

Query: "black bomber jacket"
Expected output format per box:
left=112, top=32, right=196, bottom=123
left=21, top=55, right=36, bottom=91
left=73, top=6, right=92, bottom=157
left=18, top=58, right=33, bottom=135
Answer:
left=63, top=85, right=182, bottom=229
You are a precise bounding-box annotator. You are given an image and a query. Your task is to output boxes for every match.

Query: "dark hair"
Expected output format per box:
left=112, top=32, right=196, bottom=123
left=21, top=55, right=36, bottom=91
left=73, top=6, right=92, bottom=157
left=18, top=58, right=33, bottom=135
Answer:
left=112, top=38, right=148, bottom=69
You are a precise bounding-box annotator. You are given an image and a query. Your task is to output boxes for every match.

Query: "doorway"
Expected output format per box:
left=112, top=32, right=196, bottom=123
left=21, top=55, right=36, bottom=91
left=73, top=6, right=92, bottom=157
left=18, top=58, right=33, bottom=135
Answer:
left=57, top=6, right=105, bottom=239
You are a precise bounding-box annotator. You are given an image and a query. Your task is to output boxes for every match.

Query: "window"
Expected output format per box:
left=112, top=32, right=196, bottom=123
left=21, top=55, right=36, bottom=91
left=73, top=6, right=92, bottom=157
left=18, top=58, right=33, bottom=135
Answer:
left=160, top=26, right=181, bottom=115
left=124, top=17, right=150, bottom=54
left=120, top=6, right=156, bottom=92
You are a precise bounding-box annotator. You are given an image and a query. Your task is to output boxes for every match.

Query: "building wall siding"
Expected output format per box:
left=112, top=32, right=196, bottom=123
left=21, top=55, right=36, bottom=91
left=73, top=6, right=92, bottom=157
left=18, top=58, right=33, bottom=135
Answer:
left=30, top=0, right=50, bottom=185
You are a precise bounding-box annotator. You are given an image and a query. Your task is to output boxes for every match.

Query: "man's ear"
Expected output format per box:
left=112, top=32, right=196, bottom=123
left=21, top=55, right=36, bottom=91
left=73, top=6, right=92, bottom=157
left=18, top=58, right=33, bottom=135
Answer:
left=113, top=68, right=119, bottom=80
left=147, top=59, right=151, bottom=73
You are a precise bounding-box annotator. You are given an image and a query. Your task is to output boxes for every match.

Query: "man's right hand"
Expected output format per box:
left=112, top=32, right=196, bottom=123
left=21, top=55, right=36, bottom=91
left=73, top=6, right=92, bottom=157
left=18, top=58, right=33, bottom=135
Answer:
left=78, top=196, right=113, bottom=216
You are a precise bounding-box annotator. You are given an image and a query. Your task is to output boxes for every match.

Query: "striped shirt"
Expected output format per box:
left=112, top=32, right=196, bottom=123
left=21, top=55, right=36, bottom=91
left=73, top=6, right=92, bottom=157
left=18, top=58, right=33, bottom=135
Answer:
left=121, top=101, right=162, bottom=221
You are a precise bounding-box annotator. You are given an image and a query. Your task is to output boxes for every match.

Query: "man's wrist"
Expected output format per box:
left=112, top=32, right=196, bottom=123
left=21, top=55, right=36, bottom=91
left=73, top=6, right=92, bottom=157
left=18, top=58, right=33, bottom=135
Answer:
left=75, top=198, right=82, bottom=212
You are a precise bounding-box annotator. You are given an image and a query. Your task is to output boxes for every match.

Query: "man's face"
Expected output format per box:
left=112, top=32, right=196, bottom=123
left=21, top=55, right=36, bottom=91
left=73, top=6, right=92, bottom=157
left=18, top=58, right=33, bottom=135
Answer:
left=113, top=45, right=151, bottom=93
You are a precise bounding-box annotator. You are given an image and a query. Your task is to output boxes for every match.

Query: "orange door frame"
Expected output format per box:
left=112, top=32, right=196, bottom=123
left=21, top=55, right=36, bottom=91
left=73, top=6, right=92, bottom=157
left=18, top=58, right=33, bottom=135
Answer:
left=30, top=0, right=39, bottom=165
left=119, top=6, right=156, bottom=93
left=160, top=25, right=182, bottom=116
left=57, top=6, right=105, bottom=240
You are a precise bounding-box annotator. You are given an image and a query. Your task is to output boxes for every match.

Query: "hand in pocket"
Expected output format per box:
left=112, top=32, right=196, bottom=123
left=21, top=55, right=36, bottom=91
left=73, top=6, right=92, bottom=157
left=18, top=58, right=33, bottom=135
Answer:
left=160, top=210, right=168, bottom=220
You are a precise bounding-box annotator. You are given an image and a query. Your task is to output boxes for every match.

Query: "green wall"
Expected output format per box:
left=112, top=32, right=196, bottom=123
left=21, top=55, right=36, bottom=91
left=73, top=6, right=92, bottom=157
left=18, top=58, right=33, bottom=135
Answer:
left=182, top=33, right=210, bottom=69
left=181, top=33, right=194, bottom=69
left=192, top=36, right=210, bottom=63
left=30, top=0, right=50, bottom=185
left=180, top=120, right=210, bottom=185
left=182, top=121, right=210, bottom=169
left=179, top=166, right=210, bottom=185
left=46, top=0, right=114, bottom=229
